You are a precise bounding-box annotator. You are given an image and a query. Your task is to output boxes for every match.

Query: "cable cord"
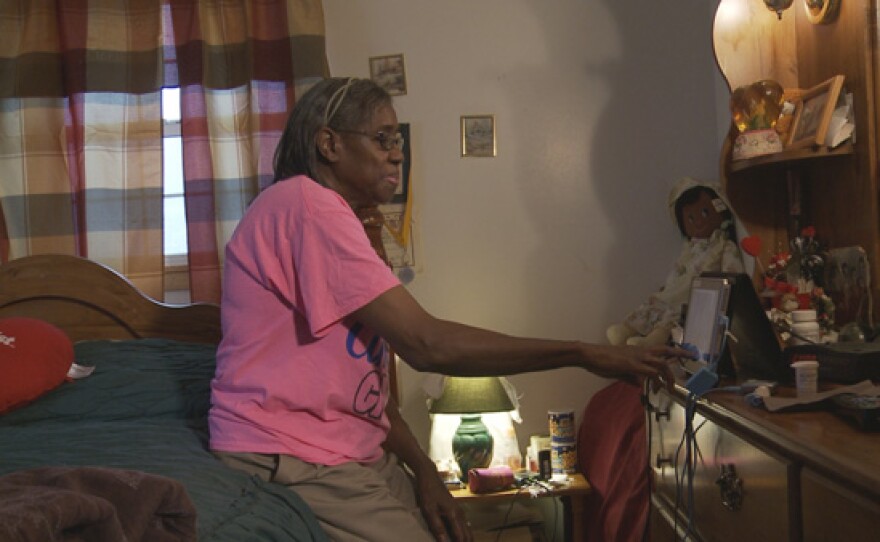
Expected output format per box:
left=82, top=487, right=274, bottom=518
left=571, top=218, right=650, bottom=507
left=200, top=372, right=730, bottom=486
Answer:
left=494, top=486, right=525, bottom=542
left=677, top=312, right=728, bottom=542
left=672, top=402, right=707, bottom=541
left=492, top=482, right=559, bottom=542
left=684, top=395, right=698, bottom=537
left=661, top=313, right=734, bottom=540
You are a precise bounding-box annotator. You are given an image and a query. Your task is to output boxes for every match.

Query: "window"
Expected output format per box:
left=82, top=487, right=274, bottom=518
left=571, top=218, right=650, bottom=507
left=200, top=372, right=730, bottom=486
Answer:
left=161, top=87, right=191, bottom=303
left=162, top=87, right=188, bottom=263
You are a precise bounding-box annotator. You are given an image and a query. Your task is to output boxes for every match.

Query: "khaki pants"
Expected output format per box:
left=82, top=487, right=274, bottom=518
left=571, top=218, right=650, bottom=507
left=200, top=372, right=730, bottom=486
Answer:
left=216, top=451, right=435, bottom=542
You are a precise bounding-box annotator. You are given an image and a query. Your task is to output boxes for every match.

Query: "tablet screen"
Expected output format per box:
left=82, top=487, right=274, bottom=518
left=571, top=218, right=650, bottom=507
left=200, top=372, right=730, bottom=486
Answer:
left=697, top=273, right=787, bottom=381
left=682, top=276, right=731, bottom=365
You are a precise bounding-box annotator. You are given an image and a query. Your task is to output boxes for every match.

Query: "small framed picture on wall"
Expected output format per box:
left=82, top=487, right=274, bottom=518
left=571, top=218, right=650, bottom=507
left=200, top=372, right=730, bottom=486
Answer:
left=369, top=54, right=407, bottom=96
left=460, top=115, right=496, bottom=157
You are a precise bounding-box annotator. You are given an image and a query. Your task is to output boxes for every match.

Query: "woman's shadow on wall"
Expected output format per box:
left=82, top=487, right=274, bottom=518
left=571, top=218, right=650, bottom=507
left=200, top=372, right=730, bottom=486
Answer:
left=513, top=0, right=725, bottom=341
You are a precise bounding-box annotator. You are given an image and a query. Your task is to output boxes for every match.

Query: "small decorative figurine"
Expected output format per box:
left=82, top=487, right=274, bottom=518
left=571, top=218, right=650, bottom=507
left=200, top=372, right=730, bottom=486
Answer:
left=607, top=178, right=749, bottom=346
left=730, top=79, right=786, bottom=160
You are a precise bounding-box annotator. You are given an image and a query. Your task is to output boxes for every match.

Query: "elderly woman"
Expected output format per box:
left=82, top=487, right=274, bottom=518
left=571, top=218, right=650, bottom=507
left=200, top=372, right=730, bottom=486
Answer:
left=208, top=77, right=688, bottom=542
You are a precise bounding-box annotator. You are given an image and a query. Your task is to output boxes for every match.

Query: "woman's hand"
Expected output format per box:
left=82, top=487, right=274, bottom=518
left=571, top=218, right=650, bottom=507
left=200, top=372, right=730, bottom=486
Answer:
left=415, top=471, right=472, bottom=542
left=383, top=399, right=472, bottom=541
left=584, top=343, right=691, bottom=390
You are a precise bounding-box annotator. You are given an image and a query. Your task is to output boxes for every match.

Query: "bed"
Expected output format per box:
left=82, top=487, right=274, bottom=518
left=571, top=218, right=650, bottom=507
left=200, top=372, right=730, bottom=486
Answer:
left=0, top=254, right=328, bottom=542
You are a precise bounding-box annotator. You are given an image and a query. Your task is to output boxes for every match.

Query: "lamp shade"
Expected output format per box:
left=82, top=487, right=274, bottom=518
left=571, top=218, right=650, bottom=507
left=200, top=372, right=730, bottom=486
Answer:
left=428, top=377, right=514, bottom=414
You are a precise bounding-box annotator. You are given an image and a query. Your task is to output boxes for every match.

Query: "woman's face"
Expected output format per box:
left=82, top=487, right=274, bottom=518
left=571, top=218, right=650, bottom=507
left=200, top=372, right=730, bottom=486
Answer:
left=327, top=104, right=404, bottom=209
left=681, top=190, right=724, bottom=239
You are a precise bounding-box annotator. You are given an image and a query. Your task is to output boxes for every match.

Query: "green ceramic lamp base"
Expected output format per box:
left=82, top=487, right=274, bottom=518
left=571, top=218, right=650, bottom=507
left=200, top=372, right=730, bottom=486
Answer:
left=452, top=414, right=494, bottom=482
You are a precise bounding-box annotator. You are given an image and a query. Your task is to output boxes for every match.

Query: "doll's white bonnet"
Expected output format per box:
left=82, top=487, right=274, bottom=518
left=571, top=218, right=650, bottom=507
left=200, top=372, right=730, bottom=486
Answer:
left=667, top=177, right=755, bottom=276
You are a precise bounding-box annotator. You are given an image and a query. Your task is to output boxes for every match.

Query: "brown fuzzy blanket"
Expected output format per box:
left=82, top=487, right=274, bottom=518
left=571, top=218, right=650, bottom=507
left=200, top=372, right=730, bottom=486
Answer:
left=0, top=466, right=197, bottom=542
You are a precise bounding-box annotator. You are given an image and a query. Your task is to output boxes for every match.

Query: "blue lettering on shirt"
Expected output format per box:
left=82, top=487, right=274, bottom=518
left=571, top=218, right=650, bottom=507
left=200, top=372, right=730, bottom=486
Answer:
left=347, top=322, right=385, bottom=365
left=347, top=322, right=388, bottom=419
left=353, top=370, right=384, bottom=419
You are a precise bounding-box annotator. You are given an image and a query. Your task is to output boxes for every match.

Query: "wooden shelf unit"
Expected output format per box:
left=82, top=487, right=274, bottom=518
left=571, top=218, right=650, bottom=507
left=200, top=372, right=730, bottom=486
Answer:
left=715, top=0, right=880, bottom=323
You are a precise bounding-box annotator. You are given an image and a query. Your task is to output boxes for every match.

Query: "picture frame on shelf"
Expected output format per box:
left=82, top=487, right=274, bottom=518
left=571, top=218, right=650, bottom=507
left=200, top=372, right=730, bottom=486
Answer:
left=786, top=75, right=845, bottom=149
left=460, top=115, right=496, bottom=157
left=369, top=54, right=407, bottom=96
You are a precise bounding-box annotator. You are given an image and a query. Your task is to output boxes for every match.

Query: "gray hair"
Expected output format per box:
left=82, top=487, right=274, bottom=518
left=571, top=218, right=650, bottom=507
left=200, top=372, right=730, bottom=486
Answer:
left=273, top=77, right=392, bottom=184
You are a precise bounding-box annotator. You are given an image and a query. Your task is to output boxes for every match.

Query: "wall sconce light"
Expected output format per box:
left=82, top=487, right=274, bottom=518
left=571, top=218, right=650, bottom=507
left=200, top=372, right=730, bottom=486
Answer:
left=764, top=0, right=794, bottom=18
left=428, top=377, right=515, bottom=482
left=763, top=0, right=840, bottom=23
left=804, top=0, right=840, bottom=24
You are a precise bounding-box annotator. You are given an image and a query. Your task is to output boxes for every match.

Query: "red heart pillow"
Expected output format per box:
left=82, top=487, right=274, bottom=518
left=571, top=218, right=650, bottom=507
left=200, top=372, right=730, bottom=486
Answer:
left=0, top=317, right=74, bottom=414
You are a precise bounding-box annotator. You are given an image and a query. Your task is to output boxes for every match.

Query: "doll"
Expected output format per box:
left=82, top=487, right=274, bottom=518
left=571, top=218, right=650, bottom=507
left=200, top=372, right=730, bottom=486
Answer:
left=607, top=178, right=750, bottom=346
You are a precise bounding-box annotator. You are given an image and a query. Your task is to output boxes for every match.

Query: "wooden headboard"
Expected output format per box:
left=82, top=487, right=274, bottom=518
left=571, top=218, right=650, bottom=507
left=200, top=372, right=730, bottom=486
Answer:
left=0, top=254, right=221, bottom=344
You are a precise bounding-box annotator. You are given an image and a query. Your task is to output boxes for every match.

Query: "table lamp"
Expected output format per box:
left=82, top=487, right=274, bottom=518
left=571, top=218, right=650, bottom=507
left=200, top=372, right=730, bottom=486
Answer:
left=428, top=376, right=515, bottom=482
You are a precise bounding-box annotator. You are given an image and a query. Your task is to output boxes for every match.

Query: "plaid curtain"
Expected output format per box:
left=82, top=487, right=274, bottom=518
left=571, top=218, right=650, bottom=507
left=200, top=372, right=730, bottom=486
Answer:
left=0, top=0, right=328, bottom=302
left=0, top=0, right=166, bottom=297
left=167, top=0, right=328, bottom=302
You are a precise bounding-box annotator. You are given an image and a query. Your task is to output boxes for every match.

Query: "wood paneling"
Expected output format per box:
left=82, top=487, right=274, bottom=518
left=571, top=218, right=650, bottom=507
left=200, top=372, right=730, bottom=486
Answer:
left=713, top=0, right=799, bottom=91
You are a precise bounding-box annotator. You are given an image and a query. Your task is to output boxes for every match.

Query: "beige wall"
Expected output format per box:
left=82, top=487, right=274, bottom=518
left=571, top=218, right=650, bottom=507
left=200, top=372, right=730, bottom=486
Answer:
left=323, top=0, right=726, bottom=450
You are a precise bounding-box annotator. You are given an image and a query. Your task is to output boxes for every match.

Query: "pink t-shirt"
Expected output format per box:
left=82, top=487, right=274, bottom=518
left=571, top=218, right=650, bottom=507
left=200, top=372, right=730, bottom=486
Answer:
left=208, top=176, right=400, bottom=465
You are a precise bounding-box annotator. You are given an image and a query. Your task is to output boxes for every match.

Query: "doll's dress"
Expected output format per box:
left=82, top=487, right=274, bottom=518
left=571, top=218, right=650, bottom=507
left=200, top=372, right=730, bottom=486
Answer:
left=622, top=227, right=744, bottom=339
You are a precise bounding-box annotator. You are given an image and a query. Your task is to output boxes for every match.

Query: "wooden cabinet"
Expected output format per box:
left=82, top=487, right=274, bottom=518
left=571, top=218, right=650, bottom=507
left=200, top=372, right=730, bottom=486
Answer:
left=648, top=390, right=794, bottom=541
left=646, top=383, right=880, bottom=541
left=713, top=0, right=880, bottom=322
left=800, top=468, right=880, bottom=541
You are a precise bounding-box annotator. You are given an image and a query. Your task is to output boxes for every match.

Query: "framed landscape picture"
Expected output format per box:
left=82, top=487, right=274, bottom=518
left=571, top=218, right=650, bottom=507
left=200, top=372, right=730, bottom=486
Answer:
left=369, top=54, right=407, bottom=96
left=460, top=115, right=496, bottom=157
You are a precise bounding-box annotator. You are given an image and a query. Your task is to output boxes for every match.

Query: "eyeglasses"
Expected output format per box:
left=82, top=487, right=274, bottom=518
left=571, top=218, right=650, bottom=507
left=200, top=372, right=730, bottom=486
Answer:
left=336, top=130, right=405, bottom=152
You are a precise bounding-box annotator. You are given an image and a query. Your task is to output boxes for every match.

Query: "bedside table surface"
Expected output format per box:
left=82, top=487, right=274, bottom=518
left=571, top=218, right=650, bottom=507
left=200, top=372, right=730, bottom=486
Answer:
left=449, top=472, right=590, bottom=502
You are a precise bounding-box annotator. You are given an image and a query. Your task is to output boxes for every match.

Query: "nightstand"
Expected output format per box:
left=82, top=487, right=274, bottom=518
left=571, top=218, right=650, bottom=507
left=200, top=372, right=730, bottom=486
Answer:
left=449, top=473, right=591, bottom=541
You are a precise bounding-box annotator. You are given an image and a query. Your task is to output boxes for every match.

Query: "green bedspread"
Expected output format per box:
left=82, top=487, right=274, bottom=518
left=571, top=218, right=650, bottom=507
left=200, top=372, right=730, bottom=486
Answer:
left=0, top=339, right=328, bottom=542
